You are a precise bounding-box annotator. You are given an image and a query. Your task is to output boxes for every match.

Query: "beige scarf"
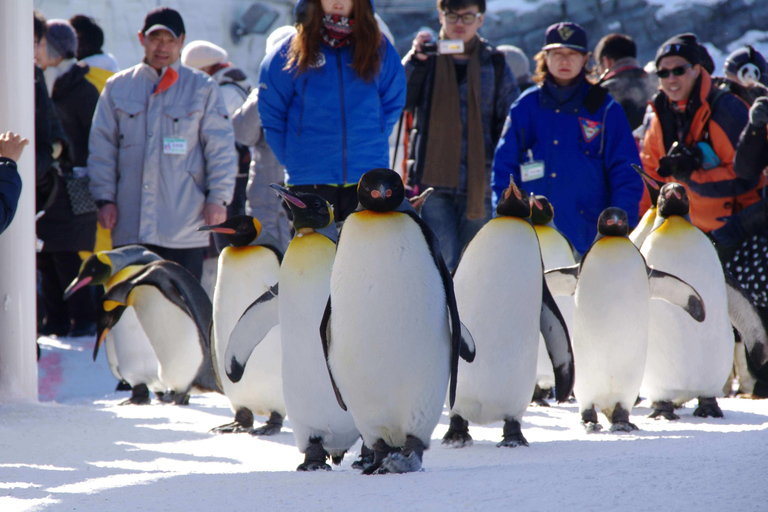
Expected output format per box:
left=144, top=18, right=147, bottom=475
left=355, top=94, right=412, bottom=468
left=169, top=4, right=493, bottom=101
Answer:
left=422, top=35, right=486, bottom=219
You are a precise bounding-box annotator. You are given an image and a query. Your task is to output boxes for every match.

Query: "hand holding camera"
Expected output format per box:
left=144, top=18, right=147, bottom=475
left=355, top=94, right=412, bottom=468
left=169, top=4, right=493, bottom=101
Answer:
left=657, top=142, right=703, bottom=181
left=412, top=31, right=464, bottom=60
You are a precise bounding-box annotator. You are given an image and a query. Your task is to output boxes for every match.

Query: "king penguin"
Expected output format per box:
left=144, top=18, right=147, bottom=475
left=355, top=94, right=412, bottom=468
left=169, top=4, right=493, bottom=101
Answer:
left=530, top=194, right=576, bottom=406
left=197, top=215, right=285, bottom=435
left=64, top=246, right=164, bottom=404
left=321, top=168, right=475, bottom=475
left=260, top=184, right=360, bottom=471
left=445, top=181, right=573, bottom=448
left=546, top=207, right=705, bottom=431
left=101, top=260, right=221, bottom=405
left=640, top=183, right=768, bottom=419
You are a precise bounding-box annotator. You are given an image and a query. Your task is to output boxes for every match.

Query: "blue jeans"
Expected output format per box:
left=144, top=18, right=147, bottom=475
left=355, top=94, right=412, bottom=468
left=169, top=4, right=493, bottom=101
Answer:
left=420, top=192, right=492, bottom=272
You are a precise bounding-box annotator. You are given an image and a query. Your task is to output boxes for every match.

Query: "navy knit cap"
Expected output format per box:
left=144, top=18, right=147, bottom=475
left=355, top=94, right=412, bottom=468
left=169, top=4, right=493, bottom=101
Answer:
left=46, top=19, right=78, bottom=60
left=655, top=33, right=701, bottom=68
left=542, top=22, right=587, bottom=53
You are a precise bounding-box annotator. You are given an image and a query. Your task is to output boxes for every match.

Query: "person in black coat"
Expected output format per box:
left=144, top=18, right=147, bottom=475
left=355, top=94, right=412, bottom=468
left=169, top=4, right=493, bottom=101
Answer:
left=35, top=19, right=100, bottom=337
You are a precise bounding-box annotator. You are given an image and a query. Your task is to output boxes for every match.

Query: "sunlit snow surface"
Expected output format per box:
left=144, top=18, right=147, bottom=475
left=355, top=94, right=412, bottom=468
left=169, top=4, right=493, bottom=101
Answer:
left=0, top=335, right=766, bottom=511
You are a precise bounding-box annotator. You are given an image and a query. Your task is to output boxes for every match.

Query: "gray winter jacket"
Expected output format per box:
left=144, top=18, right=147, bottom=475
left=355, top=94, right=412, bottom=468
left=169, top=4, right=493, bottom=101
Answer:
left=87, top=59, right=237, bottom=248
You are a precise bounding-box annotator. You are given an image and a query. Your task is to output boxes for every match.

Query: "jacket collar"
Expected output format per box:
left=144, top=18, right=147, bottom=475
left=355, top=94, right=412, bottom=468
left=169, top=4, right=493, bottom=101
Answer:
left=541, top=74, right=588, bottom=112
left=140, top=57, right=181, bottom=83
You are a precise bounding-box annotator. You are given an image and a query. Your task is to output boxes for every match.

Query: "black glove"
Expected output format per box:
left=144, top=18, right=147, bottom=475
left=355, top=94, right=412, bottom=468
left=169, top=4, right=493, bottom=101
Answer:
left=749, top=96, right=768, bottom=127
left=658, top=143, right=703, bottom=181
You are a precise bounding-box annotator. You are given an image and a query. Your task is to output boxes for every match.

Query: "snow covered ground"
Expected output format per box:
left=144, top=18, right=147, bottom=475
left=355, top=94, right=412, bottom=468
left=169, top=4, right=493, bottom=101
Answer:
left=1, top=334, right=767, bottom=512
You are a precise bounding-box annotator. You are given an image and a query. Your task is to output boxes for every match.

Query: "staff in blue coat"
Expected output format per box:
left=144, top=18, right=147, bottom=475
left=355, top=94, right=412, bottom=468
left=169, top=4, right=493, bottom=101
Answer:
left=258, top=0, right=406, bottom=223
left=492, top=22, right=642, bottom=254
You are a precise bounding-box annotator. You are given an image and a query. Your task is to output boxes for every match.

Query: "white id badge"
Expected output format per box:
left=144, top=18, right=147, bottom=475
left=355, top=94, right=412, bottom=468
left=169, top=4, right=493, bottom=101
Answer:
left=163, top=138, right=187, bottom=155
left=521, top=161, right=544, bottom=182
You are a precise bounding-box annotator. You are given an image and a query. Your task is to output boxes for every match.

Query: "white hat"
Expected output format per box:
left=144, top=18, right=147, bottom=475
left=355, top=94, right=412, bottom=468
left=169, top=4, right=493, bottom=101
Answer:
left=181, top=40, right=228, bottom=70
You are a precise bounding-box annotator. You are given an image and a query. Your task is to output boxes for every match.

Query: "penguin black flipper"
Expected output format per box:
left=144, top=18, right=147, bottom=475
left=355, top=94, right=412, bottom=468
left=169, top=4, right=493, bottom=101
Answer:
left=401, top=208, right=464, bottom=409
left=723, top=272, right=768, bottom=379
left=459, top=322, right=475, bottom=362
left=544, top=264, right=580, bottom=297
left=94, top=304, right=126, bottom=361
left=225, top=284, right=279, bottom=383
left=540, top=276, right=575, bottom=403
left=646, top=266, right=706, bottom=322
left=320, top=296, right=348, bottom=411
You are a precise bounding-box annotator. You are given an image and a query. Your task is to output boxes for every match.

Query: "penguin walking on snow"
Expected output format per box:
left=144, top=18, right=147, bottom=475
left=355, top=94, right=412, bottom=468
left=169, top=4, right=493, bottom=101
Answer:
left=322, top=168, right=475, bottom=474
left=198, top=216, right=285, bottom=435
left=101, top=260, right=221, bottom=405
left=64, top=246, right=164, bottom=404
left=640, top=183, right=768, bottom=419
left=530, top=194, right=576, bottom=406
left=262, top=185, right=360, bottom=471
left=546, top=207, right=705, bottom=431
left=445, top=181, right=573, bottom=448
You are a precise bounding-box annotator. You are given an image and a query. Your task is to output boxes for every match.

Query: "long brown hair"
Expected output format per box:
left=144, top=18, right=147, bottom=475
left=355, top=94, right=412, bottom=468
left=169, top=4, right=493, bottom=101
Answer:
left=532, top=50, right=597, bottom=85
left=286, top=0, right=383, bottom=81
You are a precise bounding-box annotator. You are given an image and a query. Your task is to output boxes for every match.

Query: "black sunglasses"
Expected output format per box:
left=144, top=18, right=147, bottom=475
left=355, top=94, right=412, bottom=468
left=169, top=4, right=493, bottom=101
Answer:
left=656, top=64, right=692, bottom=79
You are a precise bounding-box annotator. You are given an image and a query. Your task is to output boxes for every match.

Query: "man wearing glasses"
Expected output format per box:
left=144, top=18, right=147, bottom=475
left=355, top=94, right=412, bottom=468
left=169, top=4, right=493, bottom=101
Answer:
left=639, top=33, right=760, bottom=236
left=402, top=0, right=519, bottom=272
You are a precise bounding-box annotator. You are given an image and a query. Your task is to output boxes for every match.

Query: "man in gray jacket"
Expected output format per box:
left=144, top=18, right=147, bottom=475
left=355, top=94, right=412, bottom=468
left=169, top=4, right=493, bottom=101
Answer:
left=87, top=7, right=236, bottom=279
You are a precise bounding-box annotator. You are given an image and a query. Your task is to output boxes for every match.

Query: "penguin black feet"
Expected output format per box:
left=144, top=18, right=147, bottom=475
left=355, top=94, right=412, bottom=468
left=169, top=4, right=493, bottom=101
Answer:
left=693, top=397, right=724, bottom=418
left=362, top=438, right=424, bottom=475
left=442, top=415, right=473, bottom=448
left=296, top=437, right=331, bottom=472
left=609, top=403, right=638, bottom=433
left=497, top=419, right=529, bottom=447
left=115, top=380, right=132, bottom=392
left=649, top=401, right=680, bottom=420
left=361, top=439, right=394, bottom=475
left=119, top=383, right=151, bottom=405
left=351, top=443, right=375, bottom=471
left=210, top=408, right=254, bottom=434
left=531, top=385, right=552, bottom=407
left=251, top=411, right=283, bottom=436
left=581, top=407, right=603, bottom=433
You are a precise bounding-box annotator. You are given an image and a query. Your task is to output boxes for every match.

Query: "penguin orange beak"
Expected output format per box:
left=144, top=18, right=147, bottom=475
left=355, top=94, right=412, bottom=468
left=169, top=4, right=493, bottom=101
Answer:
left=198, top=224, right=236, bottom=234
left=63, top=276, right=92, bottom=300
left=529, top=194, right=543, bottom=210
left=270, top=184, right=306, bottom=209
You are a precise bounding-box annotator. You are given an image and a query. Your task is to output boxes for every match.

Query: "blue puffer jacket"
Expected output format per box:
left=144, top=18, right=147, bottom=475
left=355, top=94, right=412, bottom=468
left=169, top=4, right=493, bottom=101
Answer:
left=258, top=35, right=406, bottom=186
left=0, top=157, right=22, bottom=234
left=492, top=78, right=643, bottom=253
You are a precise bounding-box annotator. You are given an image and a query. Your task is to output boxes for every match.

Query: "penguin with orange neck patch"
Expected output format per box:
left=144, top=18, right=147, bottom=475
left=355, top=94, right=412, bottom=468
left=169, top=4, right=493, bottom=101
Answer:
left=321, top=168, right=475, bottom=474
left=546, top=206, right=706, bottom=432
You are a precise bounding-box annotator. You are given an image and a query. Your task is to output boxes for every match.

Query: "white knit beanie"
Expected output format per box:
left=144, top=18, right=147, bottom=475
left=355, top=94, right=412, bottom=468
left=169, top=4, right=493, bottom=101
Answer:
left=181, top=40, right=228, bottom=70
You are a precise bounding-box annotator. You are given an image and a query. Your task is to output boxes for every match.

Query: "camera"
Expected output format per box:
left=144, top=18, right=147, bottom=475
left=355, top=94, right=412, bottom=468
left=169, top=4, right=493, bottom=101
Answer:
left=421, top=39, right=464, bottom=56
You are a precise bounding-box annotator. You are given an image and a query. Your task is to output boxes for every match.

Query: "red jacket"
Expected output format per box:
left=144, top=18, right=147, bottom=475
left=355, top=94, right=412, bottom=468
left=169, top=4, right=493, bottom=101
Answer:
left=640, top=70, right=762, bottom=231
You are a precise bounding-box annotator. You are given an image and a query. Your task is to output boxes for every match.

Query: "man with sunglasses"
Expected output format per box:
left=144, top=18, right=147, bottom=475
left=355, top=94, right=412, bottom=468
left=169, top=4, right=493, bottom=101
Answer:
left=639, top=33, right=761, bottom=237
left=402, top=0, right=519, bottom=271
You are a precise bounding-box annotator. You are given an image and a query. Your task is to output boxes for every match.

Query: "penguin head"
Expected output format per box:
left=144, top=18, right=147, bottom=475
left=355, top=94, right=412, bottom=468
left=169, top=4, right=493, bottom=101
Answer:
left=496, top=179, right=531, bottom=218
left=530, top=195, right=554, bottom=226
left=63, top=252, right=113, bottom=299
left=657, top=182, right=690, bottom=218
left=597, top=207, right=629, bottom=237
left=270, top=184, right=334, bottom=232
left=198, top=215, right=262, bottom=247
left=631, top=164, right=662, bottom=208
left=357, top=168, right=405, bottom=212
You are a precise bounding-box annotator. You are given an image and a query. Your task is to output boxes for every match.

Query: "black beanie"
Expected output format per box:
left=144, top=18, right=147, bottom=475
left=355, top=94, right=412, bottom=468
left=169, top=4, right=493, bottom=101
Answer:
left=656, top=33, right=701, bottom=68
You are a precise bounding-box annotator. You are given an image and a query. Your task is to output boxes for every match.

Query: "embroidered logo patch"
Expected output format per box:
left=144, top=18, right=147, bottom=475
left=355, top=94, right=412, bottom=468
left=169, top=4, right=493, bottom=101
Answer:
left=558, top=25, right=574, bottom=41
left=580, top=118, right=603, bottom=143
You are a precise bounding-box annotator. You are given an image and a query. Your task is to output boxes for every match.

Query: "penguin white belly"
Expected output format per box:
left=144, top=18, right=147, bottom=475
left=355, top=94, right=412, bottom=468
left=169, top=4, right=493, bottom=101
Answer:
left=641, top=220, right=733, bottom=403
left=213, top=247, right=283, bottom=416
left=279, top=233, right=358, bottom=455
left=452, top=218, right=541, bottom=424
left=535, top=226, right=576, bottom=390
left=110, top=306, right=164, bottom=392
left=128, top=286, right=204, bottom=393
left=329, top=212, right=450, bottom=449
left=103, top=333, right=123, bottom=383
left=574, top=239, right=649, bottom=413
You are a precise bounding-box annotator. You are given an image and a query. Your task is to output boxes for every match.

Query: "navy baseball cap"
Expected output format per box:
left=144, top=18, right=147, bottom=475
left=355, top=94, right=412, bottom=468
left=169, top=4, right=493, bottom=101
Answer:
left=542, top=22, right=587, bottom=53
left=142, top=7, right=185, bottom=38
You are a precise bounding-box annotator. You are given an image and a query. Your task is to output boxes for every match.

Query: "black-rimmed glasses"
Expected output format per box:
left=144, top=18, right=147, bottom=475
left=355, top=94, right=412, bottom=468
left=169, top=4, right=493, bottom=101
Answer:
left=656, top=64, right=693, bottom=79
left=442, top=11, right=482, bottom=24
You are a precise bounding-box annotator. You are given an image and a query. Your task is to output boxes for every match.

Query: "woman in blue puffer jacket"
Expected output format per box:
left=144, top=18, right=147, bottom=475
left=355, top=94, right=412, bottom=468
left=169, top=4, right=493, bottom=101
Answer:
left=258, top=0, right=406, bottom=222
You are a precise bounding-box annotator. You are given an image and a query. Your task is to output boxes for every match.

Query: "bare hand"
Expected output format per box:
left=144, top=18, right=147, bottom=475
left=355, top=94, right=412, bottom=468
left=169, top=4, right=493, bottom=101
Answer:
left=412, top=31, right=433, bottom=61
left=204, top=203, right=226, bottom=226
left=0, top=132, right=30, bottom=162
left=98, top=203, right=118, bottom=229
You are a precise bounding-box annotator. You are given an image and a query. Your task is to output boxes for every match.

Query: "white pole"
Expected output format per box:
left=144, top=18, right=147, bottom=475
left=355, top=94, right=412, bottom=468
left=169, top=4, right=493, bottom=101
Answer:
left=0, top=0, right=38, bottom=402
